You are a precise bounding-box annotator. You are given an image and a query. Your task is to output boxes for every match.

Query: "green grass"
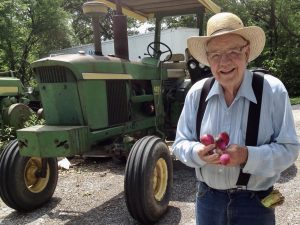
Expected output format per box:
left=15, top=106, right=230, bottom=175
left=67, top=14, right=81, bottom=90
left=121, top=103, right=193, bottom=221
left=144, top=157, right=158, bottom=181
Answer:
left=290, top=97, right=300, bottom=105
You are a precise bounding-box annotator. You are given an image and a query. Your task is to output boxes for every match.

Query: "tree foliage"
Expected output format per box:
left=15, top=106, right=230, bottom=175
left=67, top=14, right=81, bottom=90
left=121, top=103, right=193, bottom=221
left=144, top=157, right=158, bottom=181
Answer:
left=163, top=15, right=198, bottom=29
left=0, top=0, right=73, bottom=84
left=63, top=0, right=112, bottom=44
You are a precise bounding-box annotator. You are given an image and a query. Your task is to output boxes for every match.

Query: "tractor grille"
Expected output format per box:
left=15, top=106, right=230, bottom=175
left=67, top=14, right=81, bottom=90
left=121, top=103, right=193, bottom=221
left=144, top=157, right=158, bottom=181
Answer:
left=34, top=66, right=75, bottom=83
left=106, top=80, right=129, bottom=125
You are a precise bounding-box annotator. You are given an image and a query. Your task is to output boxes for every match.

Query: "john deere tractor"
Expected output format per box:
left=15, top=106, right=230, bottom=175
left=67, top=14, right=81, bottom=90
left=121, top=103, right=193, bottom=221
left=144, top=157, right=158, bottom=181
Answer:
left=0, top=1, right=220, bottom=224
left=0, top=71, right=33, bottom=130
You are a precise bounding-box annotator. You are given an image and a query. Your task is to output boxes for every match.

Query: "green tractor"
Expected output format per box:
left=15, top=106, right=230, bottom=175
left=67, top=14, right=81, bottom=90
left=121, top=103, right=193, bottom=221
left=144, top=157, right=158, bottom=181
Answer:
left=0, top=1, right=220, bottom=224
left=0, top=71, right=34, bottom=130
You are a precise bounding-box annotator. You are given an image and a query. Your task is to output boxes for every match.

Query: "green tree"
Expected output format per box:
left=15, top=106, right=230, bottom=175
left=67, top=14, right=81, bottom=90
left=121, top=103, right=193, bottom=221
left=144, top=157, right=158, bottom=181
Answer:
left=0, top=0, right=73, bottom=84
left=163, top=15, right=198, bottom=29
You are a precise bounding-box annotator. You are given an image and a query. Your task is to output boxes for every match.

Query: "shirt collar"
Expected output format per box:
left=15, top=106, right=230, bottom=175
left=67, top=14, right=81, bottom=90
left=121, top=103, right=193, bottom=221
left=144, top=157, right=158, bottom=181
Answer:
left=206, top=69, right=257, bottom=104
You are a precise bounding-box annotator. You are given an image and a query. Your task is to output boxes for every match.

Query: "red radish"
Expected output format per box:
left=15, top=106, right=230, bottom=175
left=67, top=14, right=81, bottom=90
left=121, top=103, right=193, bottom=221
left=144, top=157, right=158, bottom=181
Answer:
left=218, top=132, right=230, bottom=145
left=215, top=132, right=229, bottom=151
left=200, top=132, right=232, bottom=163
left=215, top=138, right=227, bottom=151
left=220, top=153, right=230, bottom=165
left=200, top=134, right=214, bottom=146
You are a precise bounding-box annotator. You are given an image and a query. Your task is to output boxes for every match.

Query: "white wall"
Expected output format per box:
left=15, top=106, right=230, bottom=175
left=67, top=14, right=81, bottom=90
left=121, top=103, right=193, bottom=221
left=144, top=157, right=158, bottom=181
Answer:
left=51, top=28, right=199, bottom=61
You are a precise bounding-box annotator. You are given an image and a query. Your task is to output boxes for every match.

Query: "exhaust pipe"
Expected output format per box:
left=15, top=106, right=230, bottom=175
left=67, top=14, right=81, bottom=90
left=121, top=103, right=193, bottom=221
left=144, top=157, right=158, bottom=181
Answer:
left=82, top=1, right=108, bottom=56
left=112, top=0, right=129, bottom=60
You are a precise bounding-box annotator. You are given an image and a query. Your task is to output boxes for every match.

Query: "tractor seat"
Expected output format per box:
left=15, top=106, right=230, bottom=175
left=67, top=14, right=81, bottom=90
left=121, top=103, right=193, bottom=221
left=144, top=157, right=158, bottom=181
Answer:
left=163, top=54, right=187, bottom=78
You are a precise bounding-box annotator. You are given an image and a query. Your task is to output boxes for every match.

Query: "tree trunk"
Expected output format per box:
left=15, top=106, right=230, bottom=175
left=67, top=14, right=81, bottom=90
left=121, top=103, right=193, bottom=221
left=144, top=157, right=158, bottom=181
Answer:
left=19, top=32, right=36, bottom=84
left=4, top=40, right=16, bottom=72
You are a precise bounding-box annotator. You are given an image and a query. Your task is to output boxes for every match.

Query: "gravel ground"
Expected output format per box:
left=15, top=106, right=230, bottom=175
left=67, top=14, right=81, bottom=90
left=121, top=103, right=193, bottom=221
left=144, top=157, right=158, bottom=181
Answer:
left=1, top=106, right=300, bottom=225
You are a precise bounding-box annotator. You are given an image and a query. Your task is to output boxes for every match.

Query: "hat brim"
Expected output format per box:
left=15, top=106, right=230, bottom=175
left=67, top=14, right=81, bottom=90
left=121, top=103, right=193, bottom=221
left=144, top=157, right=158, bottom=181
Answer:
left=187, top=26, right=265, bottom=66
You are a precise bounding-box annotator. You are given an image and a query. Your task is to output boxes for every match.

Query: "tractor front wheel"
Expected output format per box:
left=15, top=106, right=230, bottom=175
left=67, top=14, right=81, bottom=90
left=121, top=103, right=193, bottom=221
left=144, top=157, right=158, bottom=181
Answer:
left=124, top=136, right=173, bottom=224
left=0, top=140, right=58, bottom=211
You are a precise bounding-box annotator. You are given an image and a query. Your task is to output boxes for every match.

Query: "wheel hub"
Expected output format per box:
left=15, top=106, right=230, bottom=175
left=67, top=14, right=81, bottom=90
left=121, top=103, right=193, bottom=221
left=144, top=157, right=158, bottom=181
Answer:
left=24, top=157, right=50, bottom=193
left=153, top=158, right=168, bottom=201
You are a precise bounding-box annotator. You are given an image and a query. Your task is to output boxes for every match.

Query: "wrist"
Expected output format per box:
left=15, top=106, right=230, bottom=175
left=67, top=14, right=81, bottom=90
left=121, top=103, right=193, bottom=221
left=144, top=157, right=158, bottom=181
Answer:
left=240, top=146, right=248, bottom=168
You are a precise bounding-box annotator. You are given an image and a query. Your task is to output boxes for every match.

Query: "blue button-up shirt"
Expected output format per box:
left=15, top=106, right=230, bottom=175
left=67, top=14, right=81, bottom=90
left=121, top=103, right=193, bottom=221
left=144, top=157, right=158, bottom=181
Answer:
left=172, top=69, right=299, bottom=191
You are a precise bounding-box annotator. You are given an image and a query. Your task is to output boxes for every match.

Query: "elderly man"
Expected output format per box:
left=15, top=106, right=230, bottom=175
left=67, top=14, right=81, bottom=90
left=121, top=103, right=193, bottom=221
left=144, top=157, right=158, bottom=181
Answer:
left=172, top=12, right=299, bottom=225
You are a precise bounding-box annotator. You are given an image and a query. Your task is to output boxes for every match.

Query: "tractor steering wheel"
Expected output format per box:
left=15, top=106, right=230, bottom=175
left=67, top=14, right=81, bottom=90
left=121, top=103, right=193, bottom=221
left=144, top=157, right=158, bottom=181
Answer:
left=146, top=41, right=172, bottom=62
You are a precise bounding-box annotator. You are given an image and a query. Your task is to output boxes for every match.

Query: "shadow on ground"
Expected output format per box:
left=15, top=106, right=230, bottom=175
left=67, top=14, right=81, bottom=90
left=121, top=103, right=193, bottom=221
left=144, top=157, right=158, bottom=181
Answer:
left=46, top=192, right=182, bottom=225
left=277, top=163, right=298, bottom=183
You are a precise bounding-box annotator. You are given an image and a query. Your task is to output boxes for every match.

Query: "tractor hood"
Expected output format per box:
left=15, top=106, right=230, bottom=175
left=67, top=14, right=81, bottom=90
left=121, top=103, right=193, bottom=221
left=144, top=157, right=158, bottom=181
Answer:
left=31, top=53, right=164, bottom=81
left=32, top=53, right=125, bottom=66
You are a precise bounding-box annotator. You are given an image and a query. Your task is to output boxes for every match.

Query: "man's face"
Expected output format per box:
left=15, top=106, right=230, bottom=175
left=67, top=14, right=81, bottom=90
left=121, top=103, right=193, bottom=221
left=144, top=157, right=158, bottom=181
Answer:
left=206, top=34, right=250, bottom=90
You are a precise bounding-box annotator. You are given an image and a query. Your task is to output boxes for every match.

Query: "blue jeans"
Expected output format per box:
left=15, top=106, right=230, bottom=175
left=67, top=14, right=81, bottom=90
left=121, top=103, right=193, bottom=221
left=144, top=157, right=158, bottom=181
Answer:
left=196, top=182, right=275, bottom=225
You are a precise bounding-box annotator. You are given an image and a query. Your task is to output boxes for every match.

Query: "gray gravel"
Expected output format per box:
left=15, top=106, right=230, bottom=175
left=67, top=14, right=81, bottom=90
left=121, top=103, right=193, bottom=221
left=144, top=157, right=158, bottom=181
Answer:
left=1, top=106, right=300, bottom=225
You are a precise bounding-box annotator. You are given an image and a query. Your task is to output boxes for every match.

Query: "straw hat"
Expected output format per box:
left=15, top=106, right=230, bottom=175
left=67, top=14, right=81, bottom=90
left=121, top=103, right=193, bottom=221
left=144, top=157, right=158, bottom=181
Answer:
left=187, top=12, right=265, bottom=66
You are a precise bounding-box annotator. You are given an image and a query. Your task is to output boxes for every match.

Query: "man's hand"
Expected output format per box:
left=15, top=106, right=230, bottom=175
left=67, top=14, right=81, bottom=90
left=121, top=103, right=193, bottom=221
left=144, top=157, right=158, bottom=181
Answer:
left=225, top=144, right=248, bottom=166
left=197, top=144, right=220, bottom=164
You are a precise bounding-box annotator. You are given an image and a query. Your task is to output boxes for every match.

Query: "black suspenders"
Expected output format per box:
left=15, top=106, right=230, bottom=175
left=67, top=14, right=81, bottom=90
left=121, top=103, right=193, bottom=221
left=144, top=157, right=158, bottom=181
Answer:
left=196, top=77, right=215, bottom=140
left=196, top=72, right=264, bottom=187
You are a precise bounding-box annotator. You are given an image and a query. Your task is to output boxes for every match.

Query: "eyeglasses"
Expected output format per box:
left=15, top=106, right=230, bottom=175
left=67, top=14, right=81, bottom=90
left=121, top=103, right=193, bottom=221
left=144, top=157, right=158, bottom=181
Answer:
left=206, top=44, right=249, bottom=64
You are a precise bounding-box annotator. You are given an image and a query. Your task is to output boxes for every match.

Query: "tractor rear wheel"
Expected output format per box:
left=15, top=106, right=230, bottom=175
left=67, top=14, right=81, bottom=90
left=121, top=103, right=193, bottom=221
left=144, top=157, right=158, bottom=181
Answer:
left=124, top=136, right=173, bottom=224
left=0, top=140, right=58, bottom=211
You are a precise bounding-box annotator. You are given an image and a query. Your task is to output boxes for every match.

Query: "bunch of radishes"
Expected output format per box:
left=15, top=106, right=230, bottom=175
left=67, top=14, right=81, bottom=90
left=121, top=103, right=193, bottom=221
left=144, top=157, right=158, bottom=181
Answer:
left=200, top=132, right=230, bottom=165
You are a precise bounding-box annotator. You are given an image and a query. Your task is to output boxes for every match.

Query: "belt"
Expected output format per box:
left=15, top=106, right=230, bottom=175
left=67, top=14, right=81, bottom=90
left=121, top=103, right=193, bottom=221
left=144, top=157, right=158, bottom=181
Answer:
left=200, top=182, right=273, bottom=197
